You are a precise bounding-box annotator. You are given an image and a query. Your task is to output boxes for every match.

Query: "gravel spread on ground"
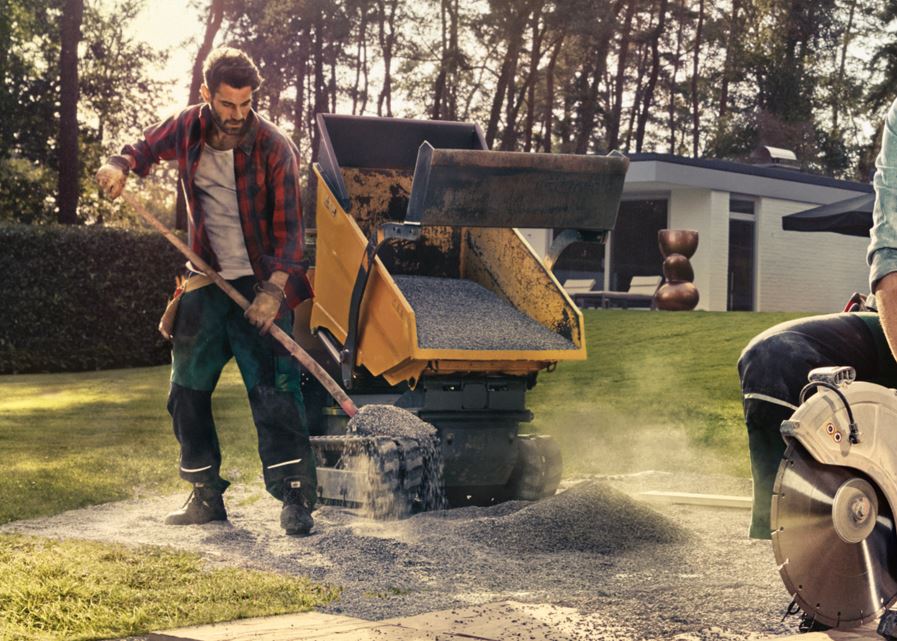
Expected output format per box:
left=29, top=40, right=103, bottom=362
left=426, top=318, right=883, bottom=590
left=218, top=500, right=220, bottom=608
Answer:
left=393, top=275, right=576, bottom=351
left=0, top=471, right=800, bottom=639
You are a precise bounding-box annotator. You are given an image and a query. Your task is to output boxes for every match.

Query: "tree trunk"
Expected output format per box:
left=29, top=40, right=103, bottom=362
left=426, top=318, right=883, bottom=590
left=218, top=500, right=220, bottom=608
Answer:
left=718, top=0, right=741, bottom=124
left=542, top=34, right=564, bottom=152
left=486, top=42, right=516, bottom=149
left=607, top=0, right=637, bottom=151
left=188, top=0, right=224, bottom=104
left=447, top=0, right=459, bottom=118
left=635, top=0, right=669, bottom=152
left=832, top=0, right=857, bottom=132
left=691, top=0, right=705, bottom=157
left=668, top=0, right=686, bottom=153
left=432, top=0, right=448, bottom=119
left=314, top=14, right=326, bottom=116
left=293, top=22, right=309, bottom=152
left=351, top=8, right=368, bottom=115
left=58, top=0, right=83, bottom=225
left=574, top=1, right=624, bottom=154
left=523, top=11, right=543, bottom=152
left=376, top=0, right=397, bottom=117
left=501, top=15, right=524, bottom=151
left=311, top=14, right=327, bottom=162
left=504, top=6, right=544, bottom=151
left=361, top=31, right=370, bottom=115
left=178, top=0, right=224, bottom=230
left=0, top=0, right=11, bottom=149
left=329, top=52, right=337, bottom=113
left=625, top=38, right=650, bottom=150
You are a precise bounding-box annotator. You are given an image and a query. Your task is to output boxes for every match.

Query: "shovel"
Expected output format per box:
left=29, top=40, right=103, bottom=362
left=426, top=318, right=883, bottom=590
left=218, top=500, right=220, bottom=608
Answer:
left=121, top=191, right=358, bottom=419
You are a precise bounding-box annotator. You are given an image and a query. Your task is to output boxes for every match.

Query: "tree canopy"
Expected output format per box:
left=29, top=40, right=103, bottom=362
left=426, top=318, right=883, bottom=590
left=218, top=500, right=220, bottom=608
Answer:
left=3, top=0, right=895, bottom=226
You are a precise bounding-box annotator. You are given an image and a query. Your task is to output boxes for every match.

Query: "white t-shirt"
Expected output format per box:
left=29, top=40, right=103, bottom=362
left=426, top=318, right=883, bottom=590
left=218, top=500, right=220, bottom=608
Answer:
left=194, top=143, right=254, bottom=279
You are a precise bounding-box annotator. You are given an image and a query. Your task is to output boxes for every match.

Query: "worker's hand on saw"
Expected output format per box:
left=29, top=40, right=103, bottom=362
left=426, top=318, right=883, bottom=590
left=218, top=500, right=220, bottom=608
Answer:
left=245, top=288, right=282, bottom=335
left=95, top=163, right=128, bottom=200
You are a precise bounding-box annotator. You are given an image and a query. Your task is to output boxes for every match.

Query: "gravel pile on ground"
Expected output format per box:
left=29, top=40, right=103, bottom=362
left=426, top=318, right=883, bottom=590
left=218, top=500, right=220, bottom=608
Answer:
left=0, top=473, right=799, bottom=639
left=464, top=480, right=687, bottom=553
left=393, top=275, right=575, bottom=351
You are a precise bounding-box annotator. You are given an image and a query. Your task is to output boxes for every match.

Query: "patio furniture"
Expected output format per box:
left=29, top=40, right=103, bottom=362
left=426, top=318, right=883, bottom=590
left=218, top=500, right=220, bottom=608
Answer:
left=570, top=275, right=662, bottom=309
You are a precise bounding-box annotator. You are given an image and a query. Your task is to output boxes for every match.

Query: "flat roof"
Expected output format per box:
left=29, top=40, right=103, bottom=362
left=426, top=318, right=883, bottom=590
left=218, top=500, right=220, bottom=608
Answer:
left=626, top=153, right=871, bottom=204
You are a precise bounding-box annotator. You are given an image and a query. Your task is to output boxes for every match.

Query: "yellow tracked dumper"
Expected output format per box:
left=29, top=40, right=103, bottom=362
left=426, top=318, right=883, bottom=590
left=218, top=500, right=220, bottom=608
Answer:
left=296, top=114, right=628, bottom=508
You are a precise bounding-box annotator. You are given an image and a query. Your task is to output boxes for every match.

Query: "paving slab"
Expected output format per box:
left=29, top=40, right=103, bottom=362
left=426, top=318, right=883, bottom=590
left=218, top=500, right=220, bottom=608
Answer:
left=149, top=600, right=631, bottom=641
left=765, top=622, right=879, bottom=640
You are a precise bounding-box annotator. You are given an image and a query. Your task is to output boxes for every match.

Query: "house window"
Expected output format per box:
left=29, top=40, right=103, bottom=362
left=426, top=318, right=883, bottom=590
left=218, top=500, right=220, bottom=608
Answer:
left=728, top=197, right=756, bottom=311
left=609, top=199, right=667, bottom=291
left=730, top=198, right=755, bottom=215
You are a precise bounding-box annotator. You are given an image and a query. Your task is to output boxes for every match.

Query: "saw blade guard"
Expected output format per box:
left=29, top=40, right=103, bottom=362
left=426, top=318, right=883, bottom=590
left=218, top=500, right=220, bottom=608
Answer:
left=772, top=378, right=897, bottom=628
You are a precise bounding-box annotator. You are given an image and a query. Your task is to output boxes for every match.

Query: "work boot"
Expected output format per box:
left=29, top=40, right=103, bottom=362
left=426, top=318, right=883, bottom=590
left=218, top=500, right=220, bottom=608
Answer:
left=281, top=478, right=314, bottom=536
left=164, top=483, right=227, bottom=525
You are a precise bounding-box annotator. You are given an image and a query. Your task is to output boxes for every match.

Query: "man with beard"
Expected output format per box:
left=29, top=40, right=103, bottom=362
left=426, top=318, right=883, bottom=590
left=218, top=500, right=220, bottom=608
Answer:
left=95, top=47, right=317, bottom=536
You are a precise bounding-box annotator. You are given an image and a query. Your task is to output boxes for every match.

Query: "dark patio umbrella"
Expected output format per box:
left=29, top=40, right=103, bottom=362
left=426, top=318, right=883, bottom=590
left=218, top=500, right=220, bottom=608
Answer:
left=781, top=193, right=874, bottom=237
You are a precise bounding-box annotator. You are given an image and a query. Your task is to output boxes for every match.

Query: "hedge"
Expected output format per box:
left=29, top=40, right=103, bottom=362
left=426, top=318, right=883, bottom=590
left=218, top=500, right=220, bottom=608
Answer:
left=0, top=223, right=185, bottom=373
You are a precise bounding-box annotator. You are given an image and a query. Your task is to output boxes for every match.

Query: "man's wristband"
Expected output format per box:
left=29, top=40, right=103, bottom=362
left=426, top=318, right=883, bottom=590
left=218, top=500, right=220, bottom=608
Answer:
left=254, top=280, right=286, bottom=302
left=107, top=155, right=131, bottom=176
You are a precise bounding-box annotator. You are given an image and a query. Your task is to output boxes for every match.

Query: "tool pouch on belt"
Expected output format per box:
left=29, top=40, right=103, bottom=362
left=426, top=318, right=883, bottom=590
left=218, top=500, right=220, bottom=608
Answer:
left=159, top=274, right=213, bottom=340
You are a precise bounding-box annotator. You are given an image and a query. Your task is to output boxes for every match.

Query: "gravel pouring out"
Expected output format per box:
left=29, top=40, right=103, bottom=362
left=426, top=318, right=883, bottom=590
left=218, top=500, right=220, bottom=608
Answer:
left=345, top=404, right=446, bottom=515
left=347, top=404, right=437, bottom=440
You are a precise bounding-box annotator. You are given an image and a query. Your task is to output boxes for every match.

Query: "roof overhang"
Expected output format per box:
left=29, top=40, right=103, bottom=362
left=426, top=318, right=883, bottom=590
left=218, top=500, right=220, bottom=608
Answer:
left=623, top=154, right=871, bottom=205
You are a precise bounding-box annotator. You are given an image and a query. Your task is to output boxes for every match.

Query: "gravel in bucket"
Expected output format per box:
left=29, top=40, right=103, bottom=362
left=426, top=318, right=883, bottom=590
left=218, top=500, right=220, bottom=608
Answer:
left=392, top=275, right=575, bottom=351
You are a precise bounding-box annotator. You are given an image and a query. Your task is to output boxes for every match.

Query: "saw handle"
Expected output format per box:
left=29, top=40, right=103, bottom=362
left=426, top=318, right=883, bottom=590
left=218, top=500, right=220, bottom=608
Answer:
left=121, top=191, right=359, bottom=419
left=799, top=379, right=858, bottom=443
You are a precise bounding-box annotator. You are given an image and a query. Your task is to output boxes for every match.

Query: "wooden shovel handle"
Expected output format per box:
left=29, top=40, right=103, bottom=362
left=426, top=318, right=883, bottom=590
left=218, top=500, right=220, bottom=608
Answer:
left=122, top=191, right=358, bottom=418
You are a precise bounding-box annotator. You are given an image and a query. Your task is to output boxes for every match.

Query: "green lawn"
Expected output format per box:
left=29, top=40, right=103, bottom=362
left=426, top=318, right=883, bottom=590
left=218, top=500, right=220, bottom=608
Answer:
left=0, top=365, right=338, bottom=641
left=0, top=535, right=338, bottom=641
left=0, top=310, right=804, bottom=525
left=528, top=310, right=803, bottom=477
left=0, top=310, right=805, bottom=639
left=0, top=364, right=260, bottom=525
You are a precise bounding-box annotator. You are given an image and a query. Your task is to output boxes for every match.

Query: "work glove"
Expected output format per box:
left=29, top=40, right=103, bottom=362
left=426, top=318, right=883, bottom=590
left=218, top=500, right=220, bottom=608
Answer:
left=95, top=155, right=131, bottom=200
left=245, top=283, right=284, bottom=335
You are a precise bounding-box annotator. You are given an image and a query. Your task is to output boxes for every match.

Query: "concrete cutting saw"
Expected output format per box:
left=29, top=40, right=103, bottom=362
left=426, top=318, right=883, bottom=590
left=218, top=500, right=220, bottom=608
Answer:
left=772, top=366, right=897, bottom=629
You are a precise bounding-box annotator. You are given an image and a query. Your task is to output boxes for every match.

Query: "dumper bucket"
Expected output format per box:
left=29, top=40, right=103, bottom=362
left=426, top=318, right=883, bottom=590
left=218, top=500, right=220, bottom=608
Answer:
left=315, top=114, right=487, bottom=212
left=308, top=114, right=629, bottom=389
left=407, top=143, right=628, bottom=230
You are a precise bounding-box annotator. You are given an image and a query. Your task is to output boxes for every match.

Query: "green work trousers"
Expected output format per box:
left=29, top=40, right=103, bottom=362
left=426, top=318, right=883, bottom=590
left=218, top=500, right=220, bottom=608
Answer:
left=168, top=275, right=317, bottom=507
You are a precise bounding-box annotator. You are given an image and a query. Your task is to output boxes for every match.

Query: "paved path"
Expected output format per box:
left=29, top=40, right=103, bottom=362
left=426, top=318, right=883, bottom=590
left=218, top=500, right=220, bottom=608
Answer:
left=149, top=604, right=891, bottom=641
left=149, top=601, right=635, bottom=641
left=770, top=625, right=880, bottom=640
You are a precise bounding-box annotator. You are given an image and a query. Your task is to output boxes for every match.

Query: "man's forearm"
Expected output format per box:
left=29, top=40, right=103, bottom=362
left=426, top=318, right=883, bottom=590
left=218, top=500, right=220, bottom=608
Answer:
left=875, top=272, right=897, bottom=359
left=268, top=270, right=288, bottom=289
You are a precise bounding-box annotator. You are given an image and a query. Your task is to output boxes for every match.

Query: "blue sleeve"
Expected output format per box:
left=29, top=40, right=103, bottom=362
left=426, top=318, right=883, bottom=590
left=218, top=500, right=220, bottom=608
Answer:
left=868, top=98, right=897, bottom=290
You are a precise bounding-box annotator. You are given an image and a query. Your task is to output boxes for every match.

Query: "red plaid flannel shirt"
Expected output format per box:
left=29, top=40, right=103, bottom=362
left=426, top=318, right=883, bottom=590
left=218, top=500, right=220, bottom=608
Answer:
left=122, top=104, right=312, bottom=309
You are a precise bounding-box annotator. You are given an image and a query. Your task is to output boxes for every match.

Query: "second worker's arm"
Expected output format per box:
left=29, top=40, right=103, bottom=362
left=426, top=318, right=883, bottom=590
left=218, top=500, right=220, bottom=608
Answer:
left=871, top=99, right=897, bottom=358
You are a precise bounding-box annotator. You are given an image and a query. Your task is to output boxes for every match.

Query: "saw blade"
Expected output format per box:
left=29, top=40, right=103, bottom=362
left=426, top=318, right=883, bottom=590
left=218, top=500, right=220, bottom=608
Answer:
left=772, top=442, right=897, bottom=628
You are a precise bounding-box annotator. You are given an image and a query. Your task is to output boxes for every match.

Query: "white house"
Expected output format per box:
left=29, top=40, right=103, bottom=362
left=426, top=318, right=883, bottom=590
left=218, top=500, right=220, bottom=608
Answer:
left=521, top=153, right=874, bottom=312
